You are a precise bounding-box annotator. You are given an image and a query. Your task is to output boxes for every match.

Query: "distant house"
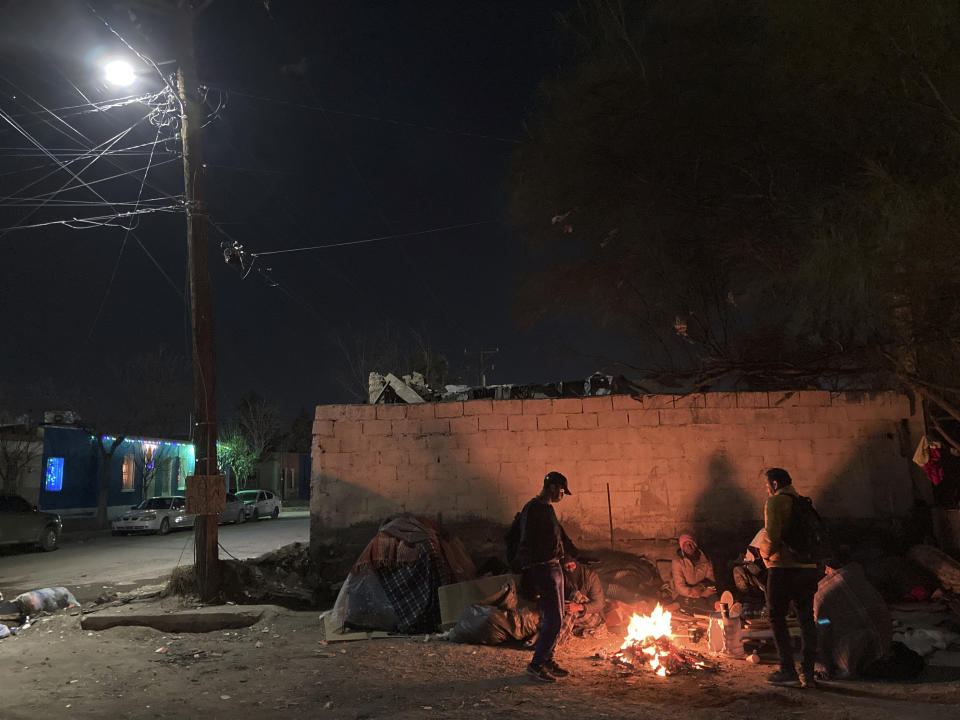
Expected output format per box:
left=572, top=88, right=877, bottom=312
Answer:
left=251, top=451, right=310, bottom=501
left=0, top=424, right=196, bottom=520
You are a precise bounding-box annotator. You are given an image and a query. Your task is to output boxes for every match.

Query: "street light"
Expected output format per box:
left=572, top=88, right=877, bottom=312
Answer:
left=103, top=59, right=136, bottom=87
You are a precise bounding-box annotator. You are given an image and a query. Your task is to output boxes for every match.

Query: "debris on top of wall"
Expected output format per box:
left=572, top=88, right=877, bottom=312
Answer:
left=367, top=370, right=638, bottom=404
left=368, top=372, right=426, bottom=405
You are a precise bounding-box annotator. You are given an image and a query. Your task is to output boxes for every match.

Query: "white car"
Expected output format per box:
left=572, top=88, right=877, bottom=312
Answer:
left=220, top=493, right=247, bottom=525
left=113, top=494, right=248, bottom=535
left=112, top=496, right=193, bottom=535
left=235, top=489, right=282, bottom=520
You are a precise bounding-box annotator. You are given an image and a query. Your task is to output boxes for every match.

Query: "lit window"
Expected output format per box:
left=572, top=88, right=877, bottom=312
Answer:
left=122, top=455, right=135, bottom=491
left=45, top=457, right=64, bottom=491
left=176, top=459, right=185, bottom=491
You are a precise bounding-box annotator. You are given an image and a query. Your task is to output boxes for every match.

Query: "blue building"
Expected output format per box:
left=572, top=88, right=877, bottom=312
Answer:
left=37, top=426, right=196, bottom=520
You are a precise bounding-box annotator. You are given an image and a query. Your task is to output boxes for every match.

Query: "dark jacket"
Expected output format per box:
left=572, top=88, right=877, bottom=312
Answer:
left=517, top=496, right=578, bottom=567
left=563, top=563, right=604, bottom=615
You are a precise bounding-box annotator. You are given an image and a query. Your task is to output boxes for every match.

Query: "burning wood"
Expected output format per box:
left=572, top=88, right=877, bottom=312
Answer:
left=611, top=604, right=715, bottom=676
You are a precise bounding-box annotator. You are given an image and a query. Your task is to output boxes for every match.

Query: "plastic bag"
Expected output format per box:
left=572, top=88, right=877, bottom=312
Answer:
left=342, top=572, right=399, bottom=632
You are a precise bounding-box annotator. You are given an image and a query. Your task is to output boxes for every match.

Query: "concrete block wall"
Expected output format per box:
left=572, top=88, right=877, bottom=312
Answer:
left=311, top=390, right=922, bottom=546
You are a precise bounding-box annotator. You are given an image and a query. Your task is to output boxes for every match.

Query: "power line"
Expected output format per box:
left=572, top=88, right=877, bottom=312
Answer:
left=248, top=220, right=495, bottom=257
left=0, top=204, right=182, bottom=232
left=2, top=157, right=180, bottom=204
left=206, top=84, right=521, bottom=145
left=0, top=110, right=151, bottom=204
left=87, top=125, right=165, bottom=341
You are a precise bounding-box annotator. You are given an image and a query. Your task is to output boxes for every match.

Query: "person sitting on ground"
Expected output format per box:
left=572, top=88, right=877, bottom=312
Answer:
left=559, top=558, right=606, bottom=641
left=671, top=533, right=718, bottom=612
left=814, top=553, right=921, bottom=680
left=732, top=528, right=770, bottom=603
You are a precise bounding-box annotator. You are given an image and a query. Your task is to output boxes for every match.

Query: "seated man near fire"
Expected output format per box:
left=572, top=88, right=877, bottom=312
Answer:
left=672, top=533, right=719, bottom=613
left=557, top=558, right=607, bottom=642
left=732, top=528, right=770, bottom=604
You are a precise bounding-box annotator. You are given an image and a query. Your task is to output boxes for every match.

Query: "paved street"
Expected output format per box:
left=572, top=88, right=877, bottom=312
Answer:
left=0, top=514, right=309, bottom=597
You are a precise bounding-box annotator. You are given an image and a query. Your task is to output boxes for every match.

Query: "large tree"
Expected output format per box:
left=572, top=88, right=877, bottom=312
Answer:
left=511, top=1, right=960, bottom=411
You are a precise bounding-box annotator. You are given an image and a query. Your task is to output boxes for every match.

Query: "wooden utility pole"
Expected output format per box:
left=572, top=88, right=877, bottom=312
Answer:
left=175, top=1, right=221, bottom=601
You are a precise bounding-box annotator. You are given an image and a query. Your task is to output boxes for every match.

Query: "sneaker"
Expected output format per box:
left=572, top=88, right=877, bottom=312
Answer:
left=543, top=660, right=570, bottom=677
left=799, top=670, right=817, bottom=689
left=767, top=669, right=800, bottom=687
left=526, top=663, right=556, bottom=683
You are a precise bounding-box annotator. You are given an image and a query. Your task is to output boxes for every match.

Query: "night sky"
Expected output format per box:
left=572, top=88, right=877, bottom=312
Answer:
left=0, top=0, right=623, bottom=423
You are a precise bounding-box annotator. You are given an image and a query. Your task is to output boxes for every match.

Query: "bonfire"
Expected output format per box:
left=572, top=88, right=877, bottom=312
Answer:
left=612, top=604, right=714, bottom=677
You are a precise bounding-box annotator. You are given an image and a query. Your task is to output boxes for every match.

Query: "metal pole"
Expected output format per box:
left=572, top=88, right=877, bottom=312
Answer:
left=176, top=3, right=219, bottom=601
left=606, top=482, right=615, bottom=550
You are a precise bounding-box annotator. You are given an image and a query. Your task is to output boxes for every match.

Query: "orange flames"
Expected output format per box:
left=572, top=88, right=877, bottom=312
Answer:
left=618, top=604, right=673, bottom=677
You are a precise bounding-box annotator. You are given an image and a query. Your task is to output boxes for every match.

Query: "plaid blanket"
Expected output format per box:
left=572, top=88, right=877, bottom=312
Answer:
left=348, top=515, right=474, bottom=632
left=379, top=543, right=441, bottom=633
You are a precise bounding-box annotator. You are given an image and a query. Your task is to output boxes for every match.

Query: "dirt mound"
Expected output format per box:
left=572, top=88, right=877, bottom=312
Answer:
left=164, top=542, right=336, bottom=608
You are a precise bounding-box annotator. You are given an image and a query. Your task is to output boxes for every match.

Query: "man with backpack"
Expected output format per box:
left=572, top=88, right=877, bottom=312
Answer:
left=508, top=470, right=578, bottom=683
left=763, top=467, right=824, bottom=689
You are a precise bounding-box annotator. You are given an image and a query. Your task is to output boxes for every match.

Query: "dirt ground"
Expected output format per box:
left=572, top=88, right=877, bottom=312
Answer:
left=3, top=595, right=960, bottom=720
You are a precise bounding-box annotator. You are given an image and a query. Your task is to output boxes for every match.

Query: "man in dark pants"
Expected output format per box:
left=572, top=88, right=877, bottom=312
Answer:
left=516, top=470, right=578, bottom=683
left=763, top=467, right=819, bottom=689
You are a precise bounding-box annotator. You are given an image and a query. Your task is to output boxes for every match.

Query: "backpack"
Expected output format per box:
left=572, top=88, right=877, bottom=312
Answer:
left=782, top=494, right=831, bottom=563
left=505, top=510, right=524, bottom=572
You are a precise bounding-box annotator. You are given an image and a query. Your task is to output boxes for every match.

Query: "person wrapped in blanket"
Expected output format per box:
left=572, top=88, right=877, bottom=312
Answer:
left=557, top=559, right=607, bottom=642
left=814, top=554, right=923, bottom=680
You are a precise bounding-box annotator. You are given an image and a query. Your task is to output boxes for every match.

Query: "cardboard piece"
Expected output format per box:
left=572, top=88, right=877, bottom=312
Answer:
left=438, top=573, right=519, bottom=628
left=185, top=475, right=226, bottom=515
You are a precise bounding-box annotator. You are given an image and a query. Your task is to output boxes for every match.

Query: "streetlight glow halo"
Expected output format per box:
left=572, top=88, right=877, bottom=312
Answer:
left=104, top=59, right=136, bottom=87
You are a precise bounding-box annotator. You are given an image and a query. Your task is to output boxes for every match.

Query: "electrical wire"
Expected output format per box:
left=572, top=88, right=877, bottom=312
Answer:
left=0, top=204, right=182, bottom=232
left=2, top=157, right=180, bottom=204
left=0, top=74, right=93, bottom=148
left=205, top=84, right=521, bottom=145
left=248, top=220, right=495, bottom=257
left=85, top=2, right=183, bottom=115
left=0, top=110, right=150, bottom=206
left=87, top=125, right=164, bottom=340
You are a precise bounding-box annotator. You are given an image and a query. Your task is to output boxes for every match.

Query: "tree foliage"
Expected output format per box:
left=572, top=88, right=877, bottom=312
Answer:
left=511, top=1, right=960, bottom=402
left=217, top=425, right=256, bottom=491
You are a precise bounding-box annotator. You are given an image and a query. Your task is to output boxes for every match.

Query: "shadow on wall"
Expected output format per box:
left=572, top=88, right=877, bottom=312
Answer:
left=684, top=428, right=921, bottom=593
left=310, top=435, right=516, bottom=563
left=688, top=451, right=760, bottom=586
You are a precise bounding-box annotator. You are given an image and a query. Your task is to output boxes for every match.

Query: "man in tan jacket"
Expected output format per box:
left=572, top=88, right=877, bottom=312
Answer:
left=763, top=467, right=819, bottom=689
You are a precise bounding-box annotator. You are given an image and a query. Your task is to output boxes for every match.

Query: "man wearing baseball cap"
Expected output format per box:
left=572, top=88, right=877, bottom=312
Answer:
left=515, top=470, right=578, bottom=683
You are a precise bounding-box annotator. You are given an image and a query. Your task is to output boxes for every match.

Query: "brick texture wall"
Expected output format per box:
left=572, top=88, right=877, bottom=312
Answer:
left=311, top=391, right=922, bottom=547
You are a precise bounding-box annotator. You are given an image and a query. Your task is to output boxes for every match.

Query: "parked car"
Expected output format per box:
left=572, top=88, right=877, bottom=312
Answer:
left=0, top=493, right=62, bottom=551
left=219, top=493, right=247, bottom=525
left=235, top=489, right=282, bottom=520
left=112, top=496, right=194, bottom=535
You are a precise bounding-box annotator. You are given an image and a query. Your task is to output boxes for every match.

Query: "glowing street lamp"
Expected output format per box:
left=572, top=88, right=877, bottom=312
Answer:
left=103, top=59, right=136, bottom=87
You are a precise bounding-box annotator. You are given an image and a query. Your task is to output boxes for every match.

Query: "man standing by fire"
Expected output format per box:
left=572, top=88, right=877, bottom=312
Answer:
left=515, top=470, right=578, bottom=683
left=763, top=467, right=820, bottom=689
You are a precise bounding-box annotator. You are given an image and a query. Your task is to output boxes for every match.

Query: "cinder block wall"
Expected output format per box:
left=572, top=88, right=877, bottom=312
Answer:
left=311, top=391, right=922, bottom=548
